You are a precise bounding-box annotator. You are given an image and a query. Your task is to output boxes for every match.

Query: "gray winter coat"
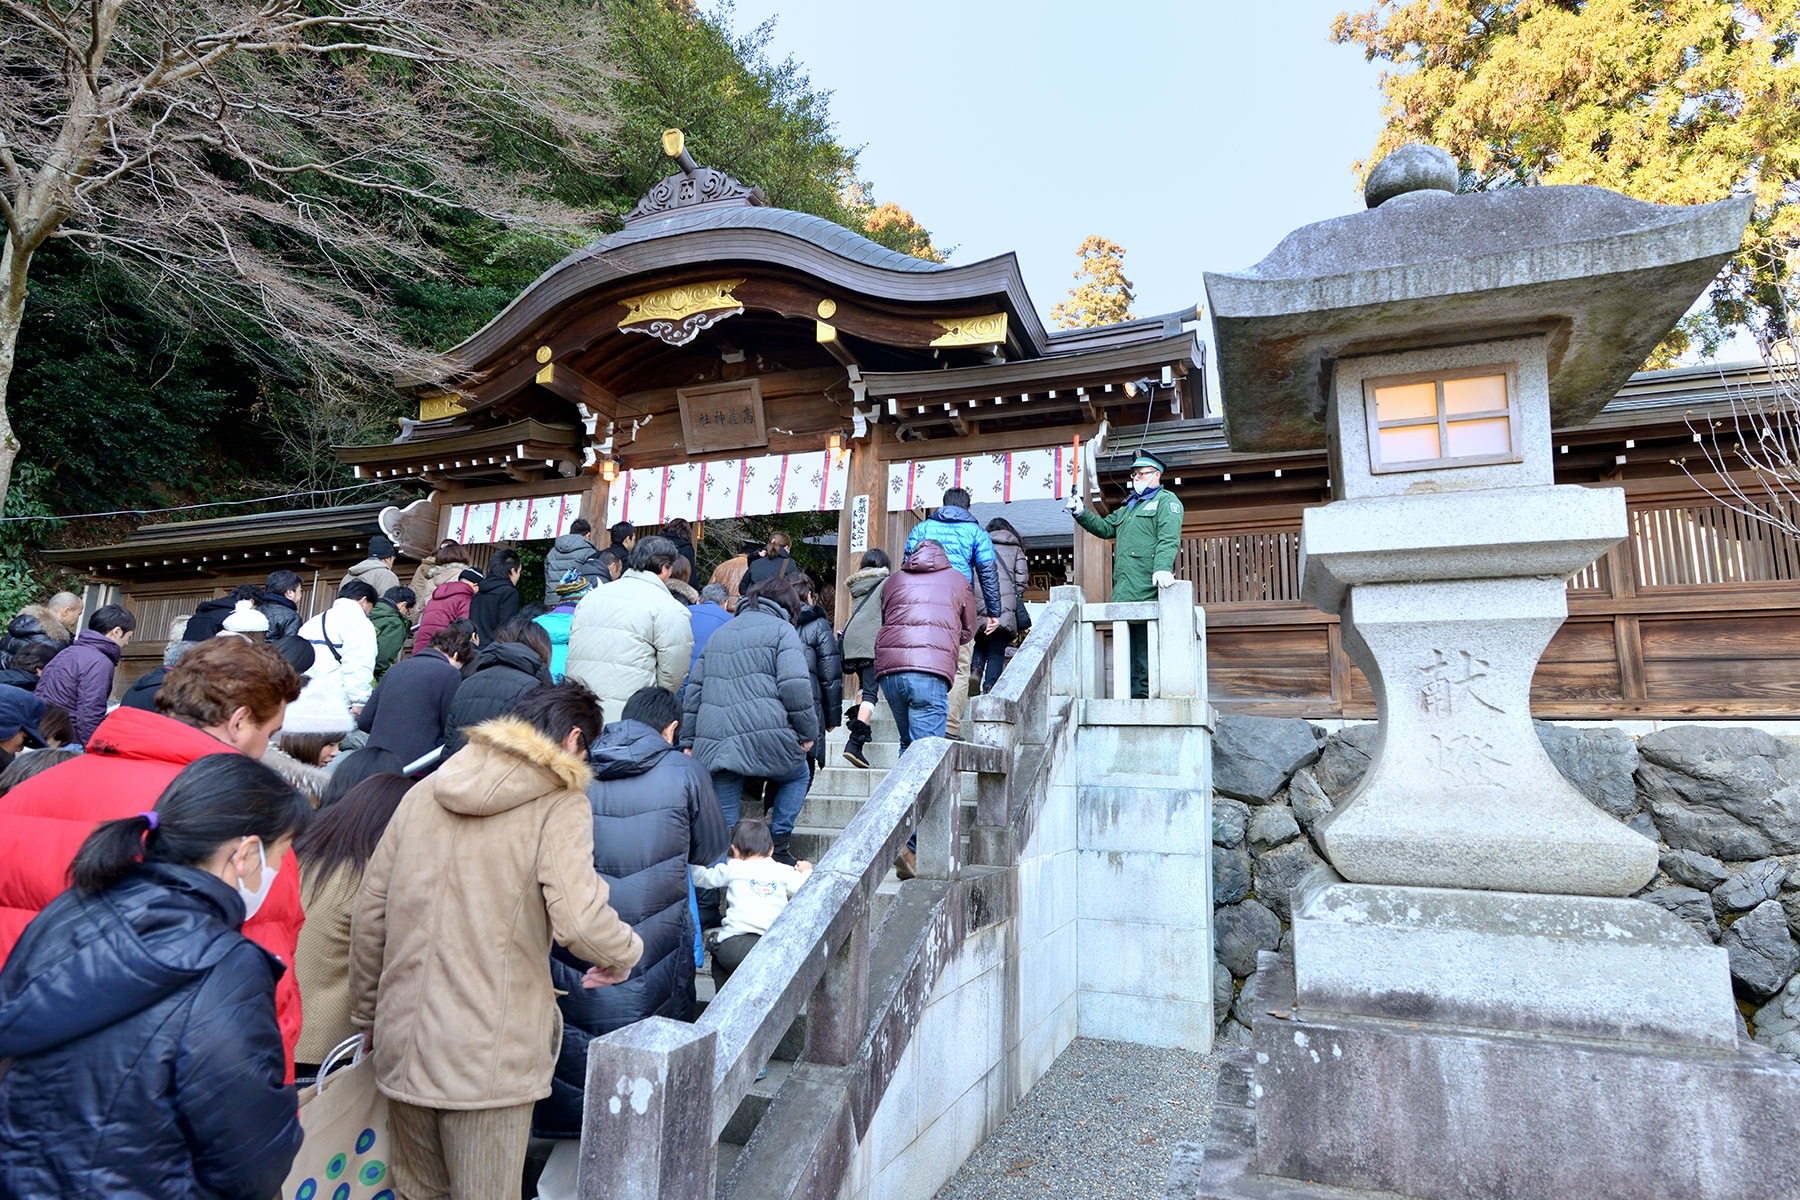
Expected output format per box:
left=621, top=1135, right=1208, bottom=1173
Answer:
left=980, top=527, right=1031, bottom=634
left=838, top=567, right=889, bottom=665
left=679, top=596, right=819, bottom=779
left=544, top=534, right=604, bottom=596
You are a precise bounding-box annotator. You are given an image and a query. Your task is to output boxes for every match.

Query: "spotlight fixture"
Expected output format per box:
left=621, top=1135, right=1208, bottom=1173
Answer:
left=1124, top=377, right=1156, bottom=398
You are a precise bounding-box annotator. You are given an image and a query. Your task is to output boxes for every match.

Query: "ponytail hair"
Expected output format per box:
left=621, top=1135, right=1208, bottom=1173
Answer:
left=70, top=754, right=313, bottom=894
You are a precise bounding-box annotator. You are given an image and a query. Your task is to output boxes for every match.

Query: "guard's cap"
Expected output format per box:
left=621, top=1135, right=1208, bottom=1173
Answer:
left=1129, top=450, right=1167, bottom=474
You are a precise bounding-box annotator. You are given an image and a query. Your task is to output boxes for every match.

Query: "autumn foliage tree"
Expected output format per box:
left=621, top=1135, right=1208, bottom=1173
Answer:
left=0, top=0, right=623, bottom=516
left=1051, top=235, right=1136, bottom=329
left=1332, top=0, right=1800, bottom=363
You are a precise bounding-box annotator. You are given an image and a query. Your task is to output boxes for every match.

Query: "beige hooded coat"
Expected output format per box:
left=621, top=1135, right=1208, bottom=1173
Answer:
left=348, top=717, right=643, bottom=1109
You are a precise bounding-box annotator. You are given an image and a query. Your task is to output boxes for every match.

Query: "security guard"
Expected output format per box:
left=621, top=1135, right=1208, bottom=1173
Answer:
left=1066, top=449, right=1184, bottom=697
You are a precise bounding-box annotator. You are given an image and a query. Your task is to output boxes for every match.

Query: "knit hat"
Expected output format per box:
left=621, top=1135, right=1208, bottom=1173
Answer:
left=368, top=534, right=396, bottom=559
left=221, top=599, right=270, bottom=634
left=282, top=680, right=355, bottom=735
left=555, top=568, right=592, bottom=599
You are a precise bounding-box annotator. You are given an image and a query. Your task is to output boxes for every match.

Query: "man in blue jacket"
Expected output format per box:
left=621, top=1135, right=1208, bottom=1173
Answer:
left=904, top=488, right=1001, bottom=736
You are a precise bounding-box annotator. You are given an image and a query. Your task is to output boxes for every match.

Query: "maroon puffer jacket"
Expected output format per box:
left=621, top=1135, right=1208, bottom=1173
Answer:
left=412, top=576, right=477, bottom=653
left=875, top=541, right=978, bottom=685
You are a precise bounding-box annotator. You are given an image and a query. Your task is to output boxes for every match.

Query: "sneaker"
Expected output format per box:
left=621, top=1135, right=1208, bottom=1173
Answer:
left=894, top=847, right=917, bottom=880
left=756, top=1064, right=769, bottom=1082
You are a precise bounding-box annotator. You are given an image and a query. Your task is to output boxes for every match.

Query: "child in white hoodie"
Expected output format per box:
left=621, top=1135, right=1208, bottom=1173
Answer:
left=691, top=818, right=812, bottom=989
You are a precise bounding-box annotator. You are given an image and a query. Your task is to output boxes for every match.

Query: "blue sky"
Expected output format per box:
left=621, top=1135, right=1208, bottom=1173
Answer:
left=724, top=0, right=1392, bottom=321
left=723, top=0, right=1758, bottom=364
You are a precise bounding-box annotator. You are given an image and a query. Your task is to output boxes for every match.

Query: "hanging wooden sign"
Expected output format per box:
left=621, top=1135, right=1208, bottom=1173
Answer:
left=678, top=378, right=768, bottom=454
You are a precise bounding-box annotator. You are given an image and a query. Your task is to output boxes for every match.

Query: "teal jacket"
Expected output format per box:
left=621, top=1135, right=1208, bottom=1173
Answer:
left=535, top=607, right=575, bottom=682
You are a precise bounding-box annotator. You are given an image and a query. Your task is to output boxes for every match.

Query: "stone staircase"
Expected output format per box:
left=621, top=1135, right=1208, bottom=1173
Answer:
left=705, top=707, right=903, bottom=1185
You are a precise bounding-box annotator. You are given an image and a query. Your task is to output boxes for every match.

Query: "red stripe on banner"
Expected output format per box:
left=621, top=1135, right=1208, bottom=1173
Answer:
left=954, top=457, right=963, bottom=488
left=1003, top=453, right=1012, bottom=502
left=820, top=453, right=830, bottom=509
left=524, top=497, right=536, bottom=537
left=737, top=459, right=749, bottom=517
left=659, top=466, right=671, bottom=523
left=621, top=472, right=632, bottom=525
left=905, top=462, right=916, bottom=510
left=458, top=505, right=470, bottom=542
left=775, top=455, right=791, bottom=513
left=556, top=494, right=568, bottom=534
left=1054, top=448, right=1064, bottom=499
left=697, top=462, right=708, bottom=520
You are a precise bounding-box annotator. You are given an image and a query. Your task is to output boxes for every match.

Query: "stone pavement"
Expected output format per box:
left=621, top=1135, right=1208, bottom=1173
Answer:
left=935, top=1038, right=1221, bottom=1199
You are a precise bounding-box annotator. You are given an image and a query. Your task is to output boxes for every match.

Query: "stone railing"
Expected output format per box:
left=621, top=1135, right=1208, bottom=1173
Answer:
left=573, top=584, right=1196, bottom=1199
left=1073, top=582, right=1205, bottom=702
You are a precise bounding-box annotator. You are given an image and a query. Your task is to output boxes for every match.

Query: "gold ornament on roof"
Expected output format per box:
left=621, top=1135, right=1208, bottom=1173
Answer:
left=617, top=278, right=747, bottom=347
left=930, top=312, right=1009, bottom=347
left=817, top=298, right=838, bottom=319
left=419, top=394, right=467, bottom=422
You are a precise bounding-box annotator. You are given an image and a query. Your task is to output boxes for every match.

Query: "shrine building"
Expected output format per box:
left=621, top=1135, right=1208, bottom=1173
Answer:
left=50, top=136, right=1800, bottom=721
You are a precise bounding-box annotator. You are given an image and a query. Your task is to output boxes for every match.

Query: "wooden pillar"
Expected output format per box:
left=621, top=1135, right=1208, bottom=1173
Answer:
left=834, top=427, right=887, bottom=624
left=587, top=466, right=613, bottom=531
left=1073, top=528, right=1111, bottom=602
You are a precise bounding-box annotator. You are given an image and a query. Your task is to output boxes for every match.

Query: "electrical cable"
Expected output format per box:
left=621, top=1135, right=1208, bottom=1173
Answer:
left=0, top=478, right=400, bottom=524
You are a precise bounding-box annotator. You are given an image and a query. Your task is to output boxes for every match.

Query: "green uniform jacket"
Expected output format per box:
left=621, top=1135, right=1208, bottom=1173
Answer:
left=1075, top=489, right=1185, bottom=602
left=370, top=601, right=409, bottom=679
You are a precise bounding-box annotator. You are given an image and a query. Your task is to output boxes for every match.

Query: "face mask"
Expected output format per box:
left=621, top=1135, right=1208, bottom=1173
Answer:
left=236, top=839, right=277, bottom=921
left=1132, top=478, right=1156, bottom=496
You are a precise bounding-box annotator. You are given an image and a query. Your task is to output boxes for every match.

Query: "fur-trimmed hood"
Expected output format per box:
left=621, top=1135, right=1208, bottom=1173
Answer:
left=433, top=716, right=592, bottom=816
left=846, top=566, right=890, bottom=597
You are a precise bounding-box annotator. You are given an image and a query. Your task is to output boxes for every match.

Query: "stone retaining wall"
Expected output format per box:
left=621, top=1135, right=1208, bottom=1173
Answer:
left=1211, top=714, right=1800, bottom=1058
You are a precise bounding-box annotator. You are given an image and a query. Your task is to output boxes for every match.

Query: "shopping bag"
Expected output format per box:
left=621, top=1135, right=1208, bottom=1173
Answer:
left=283, top=1035, right=393, bottom=1200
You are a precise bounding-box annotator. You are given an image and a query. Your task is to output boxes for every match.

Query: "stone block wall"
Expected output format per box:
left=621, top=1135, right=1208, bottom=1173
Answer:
left=1209, top=713, right=1800, bottom=1059
left=838, top=748, right=1080, bottom=1200
left=1077, top=714, right=1214, bottom=1050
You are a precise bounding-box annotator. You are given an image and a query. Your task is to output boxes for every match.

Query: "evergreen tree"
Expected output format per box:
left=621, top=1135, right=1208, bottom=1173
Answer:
left=1051, top=236, right=1137, bottom=330
left=1334, top=0, right=1800, bottom=361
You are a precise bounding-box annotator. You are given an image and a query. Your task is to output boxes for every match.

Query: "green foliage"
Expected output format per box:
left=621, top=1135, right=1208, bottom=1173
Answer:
left=1333, top=0, right=1800, bottom=356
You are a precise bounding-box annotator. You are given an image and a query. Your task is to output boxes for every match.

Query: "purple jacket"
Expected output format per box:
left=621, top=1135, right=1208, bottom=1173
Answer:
left=874, top=542, right=978, bottom=686
left=35, top=629, right=122, bottom=743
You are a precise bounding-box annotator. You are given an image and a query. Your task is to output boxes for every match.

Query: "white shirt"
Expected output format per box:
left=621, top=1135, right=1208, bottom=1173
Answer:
left=689, top=857, right=807, bottom=939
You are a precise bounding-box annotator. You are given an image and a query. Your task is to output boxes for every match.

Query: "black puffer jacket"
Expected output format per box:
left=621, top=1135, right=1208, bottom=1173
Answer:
left=0, top=862, right=301, bottom=1199
left=0, top=667, right=38, bottom=692
left=468, top=572, right=521, bottom=642
left=117, top=665, right=166, bottom=710
left=179, top=595, right=241, bottom=643
left=536, top=719, right=729, bottom=1139
left=443, top=641, right=549, bottom=754
left=795, top=604, right=844, bottom=761
left=258, top=593, right=302, bottom=640
left=737, top=549, right=796, bottom=596
left=680, top=596, right=819, bottom=778
left=0, top=610, right=68, bottom=668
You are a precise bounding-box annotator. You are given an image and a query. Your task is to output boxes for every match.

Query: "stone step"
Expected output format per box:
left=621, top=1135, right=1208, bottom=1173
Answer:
left=809, top=766, right=876, bottom=799
left=798, top=794, right=872, bottom=829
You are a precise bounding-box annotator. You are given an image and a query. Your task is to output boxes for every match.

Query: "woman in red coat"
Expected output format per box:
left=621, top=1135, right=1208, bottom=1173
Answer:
left=411, top=567, right=483, bottom=654
left=0, top=636, right=310, bottom=1076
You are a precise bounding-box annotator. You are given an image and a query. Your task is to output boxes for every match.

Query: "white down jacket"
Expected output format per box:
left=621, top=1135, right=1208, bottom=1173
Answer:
left=564, top=570, right=694, bottom=724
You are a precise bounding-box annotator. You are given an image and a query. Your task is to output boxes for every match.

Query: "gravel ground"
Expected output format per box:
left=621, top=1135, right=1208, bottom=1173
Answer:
left=934, top=1038, right=1222, bottom=1199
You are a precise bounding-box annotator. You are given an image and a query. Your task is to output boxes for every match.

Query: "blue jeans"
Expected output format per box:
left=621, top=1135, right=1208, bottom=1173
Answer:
left=881, top=671, right=950, bottom=753
left=712, top=761, right=812, bottom=840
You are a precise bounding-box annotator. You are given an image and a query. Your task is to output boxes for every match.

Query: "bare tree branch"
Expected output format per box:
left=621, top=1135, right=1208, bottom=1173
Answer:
left=0, top=0, right=623, bottom=510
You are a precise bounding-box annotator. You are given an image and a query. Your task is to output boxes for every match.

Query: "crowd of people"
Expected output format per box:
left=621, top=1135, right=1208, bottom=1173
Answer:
left=0, top=489, right=1033, bottom=1199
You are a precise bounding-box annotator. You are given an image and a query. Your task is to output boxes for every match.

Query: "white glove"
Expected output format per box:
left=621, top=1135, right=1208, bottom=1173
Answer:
left=1064, top=495, right=1083, bottom=516
left=1153, top=571, right=1176, bottom=589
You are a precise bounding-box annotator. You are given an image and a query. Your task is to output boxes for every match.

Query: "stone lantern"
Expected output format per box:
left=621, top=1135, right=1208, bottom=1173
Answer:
left=1181, top=148, right=1800, bottom=1200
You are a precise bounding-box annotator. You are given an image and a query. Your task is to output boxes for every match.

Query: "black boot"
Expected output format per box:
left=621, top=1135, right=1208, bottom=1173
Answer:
left=842, top=718, right=873, bottom=769
left=772, top=834, right=797, bottom=867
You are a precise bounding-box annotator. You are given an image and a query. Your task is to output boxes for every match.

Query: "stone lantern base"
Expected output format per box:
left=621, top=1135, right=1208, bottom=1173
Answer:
left=1170, top=951, right=1800, bottom=1200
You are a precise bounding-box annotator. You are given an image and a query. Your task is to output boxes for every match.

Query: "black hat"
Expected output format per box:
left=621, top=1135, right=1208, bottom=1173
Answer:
left=368, top=534, right=396, bottom=558
left=0, top=685, right=46, bottom=747
left=1128, top=449, right=1168, bottom=474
